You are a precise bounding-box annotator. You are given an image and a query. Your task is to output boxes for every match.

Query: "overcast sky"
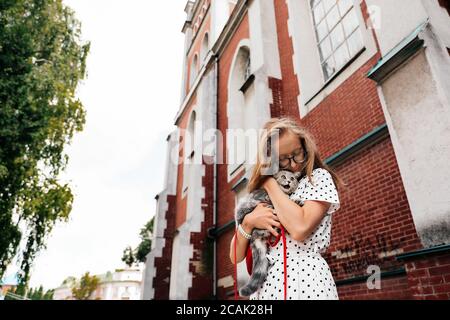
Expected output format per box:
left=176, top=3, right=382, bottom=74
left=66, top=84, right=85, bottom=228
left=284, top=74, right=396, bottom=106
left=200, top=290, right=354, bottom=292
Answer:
left=6, top=0, right=187, bottom=290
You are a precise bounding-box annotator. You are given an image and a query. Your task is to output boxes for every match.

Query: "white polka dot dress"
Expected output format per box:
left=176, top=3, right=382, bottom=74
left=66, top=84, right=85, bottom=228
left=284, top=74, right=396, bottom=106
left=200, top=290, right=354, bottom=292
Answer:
left=249, top=168, right=340, bottom=300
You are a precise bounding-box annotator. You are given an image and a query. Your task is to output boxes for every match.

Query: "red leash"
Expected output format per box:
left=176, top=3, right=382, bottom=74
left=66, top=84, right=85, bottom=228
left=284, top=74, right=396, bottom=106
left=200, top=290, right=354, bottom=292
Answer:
left=281, top=226, right=287, bottom=300
left=234, top=226, right=287, bottom=300
left=234, top=227, right=239, bottom=300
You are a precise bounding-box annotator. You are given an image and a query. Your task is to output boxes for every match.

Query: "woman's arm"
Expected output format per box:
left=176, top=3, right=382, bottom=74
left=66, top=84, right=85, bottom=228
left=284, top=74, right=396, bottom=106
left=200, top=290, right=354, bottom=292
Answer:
left=263, top=177, right=331, bottom=242
left=229, top=202, right=281, bottom=264
left=229, top=215, right=253, bottom=264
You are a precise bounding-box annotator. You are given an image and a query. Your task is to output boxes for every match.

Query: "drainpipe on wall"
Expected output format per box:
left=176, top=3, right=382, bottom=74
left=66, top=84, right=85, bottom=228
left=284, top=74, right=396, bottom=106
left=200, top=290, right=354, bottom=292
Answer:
left=211, top=53, right=219, bottom=300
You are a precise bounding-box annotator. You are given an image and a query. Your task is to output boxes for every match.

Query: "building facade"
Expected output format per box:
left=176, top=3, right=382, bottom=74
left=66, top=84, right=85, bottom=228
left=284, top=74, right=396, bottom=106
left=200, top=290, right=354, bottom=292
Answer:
left=54, top=268, right=142, bottom=300
left=142, top=0, right=450, bottom=300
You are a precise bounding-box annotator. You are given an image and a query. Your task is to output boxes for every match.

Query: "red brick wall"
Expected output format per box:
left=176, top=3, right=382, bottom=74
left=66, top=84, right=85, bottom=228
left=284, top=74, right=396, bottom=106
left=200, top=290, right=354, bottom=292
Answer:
left=268, top=77, right=283, bottom=118
left=188, top=156, right=215, bottom=299
left=326, top=136, right=422, bottom=282
left=272, top=0, right=300, bottom=119
left=338, top=275, right=412, bottom=300
left=403, top=252, right=450, bottom=299
left=153, top=194, right=177, bottom=300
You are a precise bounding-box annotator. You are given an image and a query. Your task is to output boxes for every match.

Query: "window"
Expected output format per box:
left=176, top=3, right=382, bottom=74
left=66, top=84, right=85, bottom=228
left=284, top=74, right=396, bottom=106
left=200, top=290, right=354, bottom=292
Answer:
left=182, top=111, right=196, bottom=196
left=310, top=0, right=364, bottom=80
left=243, top=55, right=251, bottom=83
left=227, top=44, right=259, bottom=181
left=201, top=33, right=209, bottom=62
left=189, top=54, right=198, bottom=88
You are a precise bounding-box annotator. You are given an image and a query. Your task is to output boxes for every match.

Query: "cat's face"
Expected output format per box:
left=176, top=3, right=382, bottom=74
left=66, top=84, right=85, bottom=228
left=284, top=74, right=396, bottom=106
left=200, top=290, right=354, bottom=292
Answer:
left=273, top=170, right=301, bottom=194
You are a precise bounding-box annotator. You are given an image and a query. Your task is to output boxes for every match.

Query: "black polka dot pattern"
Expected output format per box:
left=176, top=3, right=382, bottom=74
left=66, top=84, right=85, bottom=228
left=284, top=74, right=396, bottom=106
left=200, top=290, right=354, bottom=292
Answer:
left=249, top=168, right=340, bottom=300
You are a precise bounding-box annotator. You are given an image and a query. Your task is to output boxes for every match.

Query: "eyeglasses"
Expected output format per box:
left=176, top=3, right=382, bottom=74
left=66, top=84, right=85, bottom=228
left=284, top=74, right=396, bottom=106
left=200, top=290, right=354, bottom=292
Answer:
left=279, top=148, right=306, bottom=169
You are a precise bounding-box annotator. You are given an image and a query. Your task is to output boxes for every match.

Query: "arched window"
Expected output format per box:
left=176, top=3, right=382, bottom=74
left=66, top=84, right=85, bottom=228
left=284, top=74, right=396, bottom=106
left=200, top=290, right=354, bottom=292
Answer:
left=189, top=54, right=198, bottom=89
left=201, top=33, right=209, bottom=62
left=227, top=43, right=258, bottom=180
left=183, top=110, right=196, bottom=195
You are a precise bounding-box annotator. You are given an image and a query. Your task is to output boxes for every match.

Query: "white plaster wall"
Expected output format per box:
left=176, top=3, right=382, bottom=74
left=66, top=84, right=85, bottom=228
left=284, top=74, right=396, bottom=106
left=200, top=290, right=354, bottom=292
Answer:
left=166, top=130, right=179, bottom=195
left=141, top=131, right=179, bottom=300
left=211, top=0, right=231, bottom=45
left=421, top=0, right=450, bottom=48
left=379, top=50, right=450, bottom=247
left=248, top=0, right=282, bottom=79
left=366, top=0, right=428, bottom=56
left=286, top=0, right=323, bottom=108
left=247, top=0, right=279, bottom=154
left=168, top=226, right=193, bottom=300
left=141, top=192, right=167, bottom=300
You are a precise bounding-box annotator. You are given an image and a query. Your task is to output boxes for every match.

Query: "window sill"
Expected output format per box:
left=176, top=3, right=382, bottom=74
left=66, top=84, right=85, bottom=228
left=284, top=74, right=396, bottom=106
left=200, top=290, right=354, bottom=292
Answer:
left=239, top=74, right=255, bottom=93
left=304, top=47, right=366, bottom=106
left=228, top=163, right=245, bottom=183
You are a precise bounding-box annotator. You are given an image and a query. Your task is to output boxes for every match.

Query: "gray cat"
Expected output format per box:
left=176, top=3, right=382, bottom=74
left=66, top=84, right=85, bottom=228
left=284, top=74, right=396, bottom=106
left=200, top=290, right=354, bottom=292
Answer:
left=234, top=170, right=301, bottom=297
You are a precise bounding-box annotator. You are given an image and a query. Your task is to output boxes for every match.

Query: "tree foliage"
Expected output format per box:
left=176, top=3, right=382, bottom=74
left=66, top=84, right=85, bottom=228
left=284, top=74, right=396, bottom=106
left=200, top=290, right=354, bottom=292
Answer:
left=27, top=285, right=54, bottom=300
left=4, top=284, right=53, bottom=300
left=0, top=0, right=90, bottom=285
left=121, top=246, right=136, bottom=268
left=71, top=272, right=99, bottom=300
left=122, top=217, right=154, bottom=267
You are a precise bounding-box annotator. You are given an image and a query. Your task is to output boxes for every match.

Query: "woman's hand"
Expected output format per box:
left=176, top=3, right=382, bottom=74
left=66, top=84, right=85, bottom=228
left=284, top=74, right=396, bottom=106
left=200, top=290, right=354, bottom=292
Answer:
left=244, top=202, right=281, bottom=237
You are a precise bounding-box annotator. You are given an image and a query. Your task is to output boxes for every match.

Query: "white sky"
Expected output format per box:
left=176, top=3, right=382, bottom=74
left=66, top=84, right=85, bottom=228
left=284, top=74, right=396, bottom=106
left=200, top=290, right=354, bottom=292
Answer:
left=7, top=0, right=187, bottom=290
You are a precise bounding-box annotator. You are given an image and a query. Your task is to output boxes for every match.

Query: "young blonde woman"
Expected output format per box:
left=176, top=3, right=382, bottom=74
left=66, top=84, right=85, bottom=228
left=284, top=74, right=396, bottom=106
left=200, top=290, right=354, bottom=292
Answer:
left=229, top=117, right=343, bottom=300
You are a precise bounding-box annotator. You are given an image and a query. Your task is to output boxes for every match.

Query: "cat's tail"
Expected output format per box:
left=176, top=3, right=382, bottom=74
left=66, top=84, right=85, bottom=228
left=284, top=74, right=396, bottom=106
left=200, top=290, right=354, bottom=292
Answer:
left=238, top=239, right=269, bottom=297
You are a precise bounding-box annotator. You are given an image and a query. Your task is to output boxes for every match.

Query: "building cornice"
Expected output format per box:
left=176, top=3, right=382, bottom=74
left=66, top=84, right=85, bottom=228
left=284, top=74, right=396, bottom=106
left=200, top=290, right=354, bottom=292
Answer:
left=367, top=20, right=428, bottom=83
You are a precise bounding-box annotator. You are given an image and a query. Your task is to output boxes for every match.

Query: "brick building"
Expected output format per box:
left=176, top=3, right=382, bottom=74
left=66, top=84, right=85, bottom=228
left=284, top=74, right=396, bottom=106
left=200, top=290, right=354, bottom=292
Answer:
left=141, top=0, right=450, bottom=300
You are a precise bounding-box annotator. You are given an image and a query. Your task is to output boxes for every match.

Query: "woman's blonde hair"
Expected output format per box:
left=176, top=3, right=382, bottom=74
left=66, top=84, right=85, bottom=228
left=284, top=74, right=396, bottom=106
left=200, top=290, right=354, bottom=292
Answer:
left=247, top=117, right=344, bottom=193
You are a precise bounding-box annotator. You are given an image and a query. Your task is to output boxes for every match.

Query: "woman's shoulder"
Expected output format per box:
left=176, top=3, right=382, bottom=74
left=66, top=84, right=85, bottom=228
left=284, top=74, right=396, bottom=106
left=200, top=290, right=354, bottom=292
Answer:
left=300, top=167, right=331, bottom=180
left=312, top=167, right=328, bottom=174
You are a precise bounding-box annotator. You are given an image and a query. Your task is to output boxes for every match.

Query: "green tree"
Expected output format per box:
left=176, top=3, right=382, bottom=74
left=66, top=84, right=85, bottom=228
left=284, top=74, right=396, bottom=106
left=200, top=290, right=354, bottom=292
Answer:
left=71, top=272, right=99, bottom=300
left=5, top=284, right=54, bottom=300
left=135, top=218, right=154, bottom=262
left=26, top=285, right=54, bottom=300
left=121, top=246, right=136, bottom=268
left=0, top=0, right=90, bottom=286
left=42, top=288, right=54, bottom=300
left=122, top=217, right=154, bottom=266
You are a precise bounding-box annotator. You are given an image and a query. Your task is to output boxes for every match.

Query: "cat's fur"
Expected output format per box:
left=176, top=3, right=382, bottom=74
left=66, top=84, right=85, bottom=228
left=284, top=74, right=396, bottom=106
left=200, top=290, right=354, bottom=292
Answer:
left=234, top=170, right=302, bottom=296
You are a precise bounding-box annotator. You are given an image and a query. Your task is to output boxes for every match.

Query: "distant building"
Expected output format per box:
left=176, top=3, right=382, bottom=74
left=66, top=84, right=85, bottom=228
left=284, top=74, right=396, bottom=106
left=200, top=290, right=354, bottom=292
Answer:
left=53, top=268, right=142, bottom=300
left=0, top=274, right=18, bottom=300
left=52, top=276, right=76, bottom=300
